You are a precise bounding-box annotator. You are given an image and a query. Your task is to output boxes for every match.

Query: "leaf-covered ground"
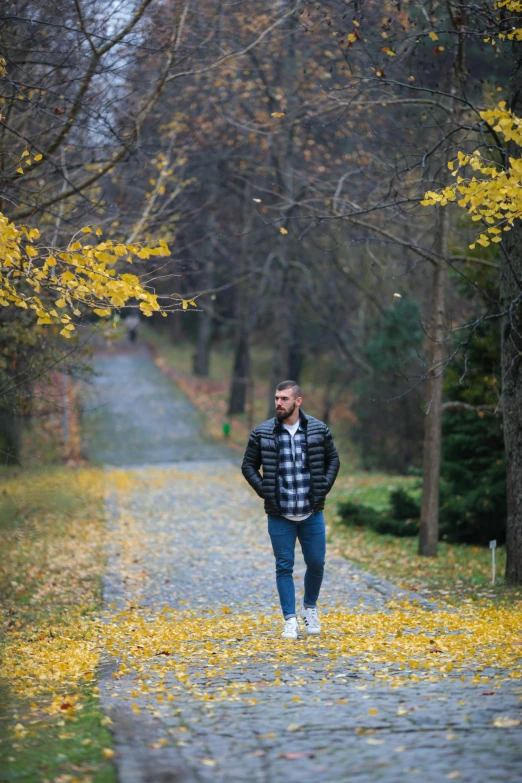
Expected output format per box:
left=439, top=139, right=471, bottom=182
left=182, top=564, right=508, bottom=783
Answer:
left=0, top=469, right=115, bottom=782
left=98, top=463, right=522, bottom=782
left=2, top=344, right=521, bottom=782
left=2, top=463, right=521, bottom=782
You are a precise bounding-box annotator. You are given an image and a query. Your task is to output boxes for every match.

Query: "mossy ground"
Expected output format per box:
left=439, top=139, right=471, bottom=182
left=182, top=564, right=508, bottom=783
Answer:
left=0, top=688, right=114, bottom=783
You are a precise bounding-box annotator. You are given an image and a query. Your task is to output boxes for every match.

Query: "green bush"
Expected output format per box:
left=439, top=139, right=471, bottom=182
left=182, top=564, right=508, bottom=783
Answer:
left=439, top=410, right=506, bottom=545
left=438, top=255, right=506, bottom=545
left=371, top=514, right=420, bottom=537
left=390, top=487, right=421, bottom=521
left=337, top=500, right=387, bottom=529
left=337, top=488, right=421, bottom=538
left=351, top=298, right=424, bottom=473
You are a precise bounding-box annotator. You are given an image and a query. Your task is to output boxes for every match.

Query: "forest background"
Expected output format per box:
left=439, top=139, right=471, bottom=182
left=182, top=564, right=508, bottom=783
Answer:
left=1, top=0, right=522, bottom=581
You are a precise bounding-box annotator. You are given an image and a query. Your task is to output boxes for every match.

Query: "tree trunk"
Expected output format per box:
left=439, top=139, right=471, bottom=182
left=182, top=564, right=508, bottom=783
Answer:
left=193, top=279, right=213, bottom=376
left=170, top=311, right=184, bottom=344
left=228, top=182, right=252, bottom=415
left=288, top=318, right=303, bottom=382
left=267, top=274, right=292, bottom=418
left=503, top=36, right=522, bottom=582
left=501, top=242, right=522, bottom=583
left=0, top=410, right=21, bottom=466
left=267, top=330, right=291, bottom=418
left=321, top=367, right=338, bottom=425
left=170, top=276, right=185, bottom=344
left=194, top=164, right=219, bottom=378
left=418, top=207, right=449, bottom=557
left=267, top=297, right=301, bottom=416
left=265, top=13, right=299, bottom=419
left=228, top=333, right=250, bottom=415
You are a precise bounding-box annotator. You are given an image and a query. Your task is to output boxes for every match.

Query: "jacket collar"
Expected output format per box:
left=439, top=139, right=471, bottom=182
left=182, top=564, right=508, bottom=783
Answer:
left=272, top=408, right=308, bottom=432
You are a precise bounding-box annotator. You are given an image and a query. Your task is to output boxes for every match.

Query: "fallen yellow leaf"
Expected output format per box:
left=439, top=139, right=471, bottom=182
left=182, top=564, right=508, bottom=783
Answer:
left=492, top=716, right=520, bottom=728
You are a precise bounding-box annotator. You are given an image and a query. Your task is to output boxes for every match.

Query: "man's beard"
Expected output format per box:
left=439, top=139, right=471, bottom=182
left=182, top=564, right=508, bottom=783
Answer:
left=276, top=402, right=295, bottom=420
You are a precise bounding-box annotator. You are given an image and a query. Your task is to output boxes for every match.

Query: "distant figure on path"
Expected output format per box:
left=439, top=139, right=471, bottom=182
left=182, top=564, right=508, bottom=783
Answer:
left=124, top=313, right=140, bottom=343
left=242, top=380, right=340, bottom=639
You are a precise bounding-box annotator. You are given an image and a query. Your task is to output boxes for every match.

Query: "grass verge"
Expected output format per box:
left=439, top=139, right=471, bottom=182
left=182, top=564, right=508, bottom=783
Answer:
left=0, top=468, right=115, bottom=782
left=326, top=474, right=518, bottom=604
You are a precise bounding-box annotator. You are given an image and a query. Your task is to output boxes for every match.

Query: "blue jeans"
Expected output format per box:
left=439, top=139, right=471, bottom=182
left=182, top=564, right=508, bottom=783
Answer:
left=267, top=512, right=326, bottom=619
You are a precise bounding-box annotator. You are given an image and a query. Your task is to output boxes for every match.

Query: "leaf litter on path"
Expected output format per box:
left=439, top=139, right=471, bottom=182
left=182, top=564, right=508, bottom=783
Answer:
left=4, top=464, right=521, bottom=780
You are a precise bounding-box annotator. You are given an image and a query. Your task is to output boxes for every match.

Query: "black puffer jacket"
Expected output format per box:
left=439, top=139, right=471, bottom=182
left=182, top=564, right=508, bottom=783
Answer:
left=241, top=409, right=340, bottom=516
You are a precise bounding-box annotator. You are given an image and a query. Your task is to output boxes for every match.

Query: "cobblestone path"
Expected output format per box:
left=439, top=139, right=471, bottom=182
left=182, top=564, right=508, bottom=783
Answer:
left=87, top=346, right=522, bottom=783
left=83, top=345, right=229, bottom=465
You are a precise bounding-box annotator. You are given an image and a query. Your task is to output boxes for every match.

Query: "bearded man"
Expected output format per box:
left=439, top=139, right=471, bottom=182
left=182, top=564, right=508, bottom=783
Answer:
left=241, top=380, right=340, bottom=639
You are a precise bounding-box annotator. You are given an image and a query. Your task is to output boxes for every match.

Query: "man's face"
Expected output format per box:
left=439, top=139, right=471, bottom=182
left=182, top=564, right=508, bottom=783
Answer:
left=275, top=388, right=302, bottom=420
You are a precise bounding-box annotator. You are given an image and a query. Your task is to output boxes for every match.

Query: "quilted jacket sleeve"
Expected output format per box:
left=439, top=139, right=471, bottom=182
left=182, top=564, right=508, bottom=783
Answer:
left=324, top=426, right=340, bottom=492
left=241, top=429, right=264, bottom=498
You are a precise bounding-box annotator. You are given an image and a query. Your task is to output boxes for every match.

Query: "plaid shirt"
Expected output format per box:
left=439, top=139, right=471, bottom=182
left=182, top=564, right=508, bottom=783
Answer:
left=278, top=423, right=312, bottom=518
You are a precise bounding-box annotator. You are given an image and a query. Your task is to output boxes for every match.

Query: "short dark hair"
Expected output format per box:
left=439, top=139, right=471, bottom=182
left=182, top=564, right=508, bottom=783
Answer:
left=276, top=380, right=302, bottom=398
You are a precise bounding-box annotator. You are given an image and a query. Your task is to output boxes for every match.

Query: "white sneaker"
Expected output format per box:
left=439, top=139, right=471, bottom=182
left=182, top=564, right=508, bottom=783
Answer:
left=281, top=617, right=299, bottom=639
left=301, top=605, right=321, bottom=635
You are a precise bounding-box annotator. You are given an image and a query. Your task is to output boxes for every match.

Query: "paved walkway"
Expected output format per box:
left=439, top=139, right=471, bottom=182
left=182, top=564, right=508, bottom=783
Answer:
left=83, top=345, right=229, bottom=465
left=85, top=345, right=522, bottom=783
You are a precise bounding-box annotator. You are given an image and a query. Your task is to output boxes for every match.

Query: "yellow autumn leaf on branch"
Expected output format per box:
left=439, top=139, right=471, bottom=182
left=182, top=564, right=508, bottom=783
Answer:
left=422, top=102, right=522, bottom=248
left=0, top=210, right=177, bottom=331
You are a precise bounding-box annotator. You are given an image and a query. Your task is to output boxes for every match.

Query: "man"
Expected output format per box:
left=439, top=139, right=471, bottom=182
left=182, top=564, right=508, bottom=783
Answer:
left=241, top=380, right=340, bottom=639
left=124, top=313, right=140, bottom=343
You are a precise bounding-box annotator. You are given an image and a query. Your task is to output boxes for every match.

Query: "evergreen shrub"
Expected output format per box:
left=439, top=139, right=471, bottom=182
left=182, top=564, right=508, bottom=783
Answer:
left=351, top=298, right=424, bottom=473
left=390, top=487, right=421, bottom=521
left=439, top=409, right=506, bottom=545
left=439, top=283, right=506, bottom=546
left=337, top=487, right=421, bottom=538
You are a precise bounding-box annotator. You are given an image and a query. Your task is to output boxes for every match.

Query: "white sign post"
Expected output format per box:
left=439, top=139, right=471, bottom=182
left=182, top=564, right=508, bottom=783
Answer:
left=490, top=540, right=497, bottom=586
